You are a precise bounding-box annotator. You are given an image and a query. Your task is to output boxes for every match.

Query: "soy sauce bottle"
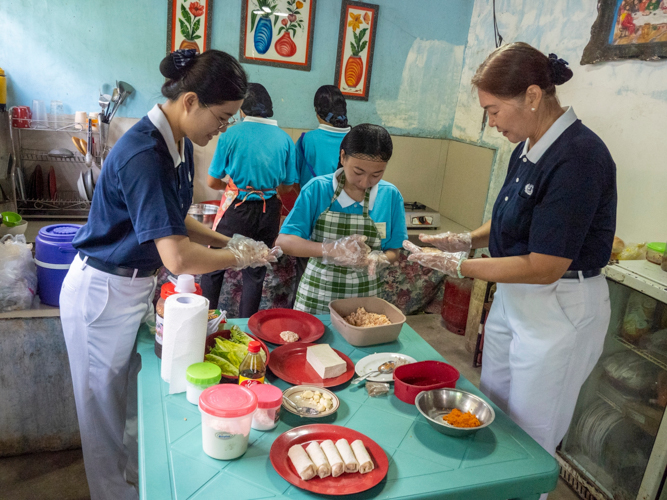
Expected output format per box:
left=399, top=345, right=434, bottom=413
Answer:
left=238, top=341, right=265, bottom=387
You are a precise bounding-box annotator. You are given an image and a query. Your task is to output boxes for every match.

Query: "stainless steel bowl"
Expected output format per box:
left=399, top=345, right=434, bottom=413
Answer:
left=415, top=388, right=495, bottom=437
left=188, top=203, right=218, bottom=229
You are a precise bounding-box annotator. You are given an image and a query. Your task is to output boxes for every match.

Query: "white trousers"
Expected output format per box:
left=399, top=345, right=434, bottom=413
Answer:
left=60, top=255, right=156, bottom=500
left=480, top=275, right=610, bottom=499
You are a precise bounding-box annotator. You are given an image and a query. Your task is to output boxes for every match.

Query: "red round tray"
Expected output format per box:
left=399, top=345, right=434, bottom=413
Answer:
left=248, top=308, right=325, bottom=345
left=270, top=424, right=388, bottom=495
left=268, top=343, right=354, bottom=387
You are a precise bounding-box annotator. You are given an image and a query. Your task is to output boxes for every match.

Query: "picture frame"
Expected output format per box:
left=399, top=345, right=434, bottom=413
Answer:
left=167, top=0, right=213, bottom=54
left=581, top=0, right=667, bottom=64
left=334, top=1, right=379, bottom=101
left=239, top=0, right=317, bottom=71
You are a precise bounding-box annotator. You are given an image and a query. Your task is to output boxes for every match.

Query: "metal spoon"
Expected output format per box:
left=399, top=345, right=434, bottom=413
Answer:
left=99, top=94, right=111, bottom=118
left=282, top=396, right=320, bottom=416
left=351, top=361, right=396, bottom=384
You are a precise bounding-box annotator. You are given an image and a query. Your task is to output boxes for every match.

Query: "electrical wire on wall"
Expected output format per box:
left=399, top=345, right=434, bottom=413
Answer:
left=481, top=0, right=505, bottom=135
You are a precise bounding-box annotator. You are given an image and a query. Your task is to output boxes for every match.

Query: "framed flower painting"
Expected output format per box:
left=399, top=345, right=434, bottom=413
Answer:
left=167, top=0, right=213, bottom=54
left=334, top=1, right=379, bottom=101
left=239, top=0, right=317, bottom=71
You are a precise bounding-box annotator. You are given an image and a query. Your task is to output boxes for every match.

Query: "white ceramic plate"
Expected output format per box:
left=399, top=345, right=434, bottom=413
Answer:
left=84, top=169, right=94, bottom=201
left=282, top=385, right=339, bottom=418
left=355, top=353, right=417, bottom=383
left=77, top=172, right=88, bottom=201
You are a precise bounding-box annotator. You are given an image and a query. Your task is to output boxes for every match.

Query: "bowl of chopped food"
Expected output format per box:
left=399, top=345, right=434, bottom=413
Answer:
left=415, top=388, right=495, bottom=437
left=282, top=385, right=340, bottom=419
left=328, top=297, right=406, bottom=347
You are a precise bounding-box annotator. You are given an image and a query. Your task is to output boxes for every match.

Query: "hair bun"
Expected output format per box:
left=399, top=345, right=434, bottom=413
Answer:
left=548, top=53, right=573, bottom=86
left=160, top=49, right=198, bottom=80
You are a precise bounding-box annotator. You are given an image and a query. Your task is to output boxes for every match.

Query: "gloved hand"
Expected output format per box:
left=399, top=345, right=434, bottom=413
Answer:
left=365, top=250, right=391, bottom=277
left=403, top=240, right=467, bottom=277
left=226, top=234, right=283, bottom=270
left=321, top=234, right=371, bottom=269
left=419, top=231, right=472, bottom=253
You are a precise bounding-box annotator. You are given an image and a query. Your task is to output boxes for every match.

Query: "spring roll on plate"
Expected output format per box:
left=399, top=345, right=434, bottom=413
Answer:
left=320, top=439, right=344, bottom=477
left=335, top=438, right=359, bottom=473
left=305, top=441, right=331, bottom=479
left=351, top=439, right=374, bottom=474
left=288, top=444, right=316, bottom=480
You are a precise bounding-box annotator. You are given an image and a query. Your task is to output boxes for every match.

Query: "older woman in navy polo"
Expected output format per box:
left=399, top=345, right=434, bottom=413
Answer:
left=405, top=42, right=616, bottom=475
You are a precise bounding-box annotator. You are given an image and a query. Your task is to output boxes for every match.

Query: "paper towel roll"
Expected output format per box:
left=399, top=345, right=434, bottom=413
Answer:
left=160, top=293, right=209, bottom=394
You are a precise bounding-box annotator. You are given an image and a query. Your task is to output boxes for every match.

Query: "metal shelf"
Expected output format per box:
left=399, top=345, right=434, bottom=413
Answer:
left=615, top=335, right=667, bottom=372
left=17, top=191, right=90, bottom=217
left=19, top=149, right=98, bottom=165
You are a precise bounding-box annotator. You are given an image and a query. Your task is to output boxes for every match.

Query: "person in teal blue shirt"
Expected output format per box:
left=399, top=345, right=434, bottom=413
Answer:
left=295, top=85, right=351, bottom=186
left=201, top=83, right=298, bottom=317
left=277, top=124, right=408, bottom=314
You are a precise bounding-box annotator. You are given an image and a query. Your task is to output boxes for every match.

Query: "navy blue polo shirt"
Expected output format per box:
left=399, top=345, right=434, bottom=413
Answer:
left=72, top=114, right=194, bottom=270
left=489, top=118, right=617, bottom=271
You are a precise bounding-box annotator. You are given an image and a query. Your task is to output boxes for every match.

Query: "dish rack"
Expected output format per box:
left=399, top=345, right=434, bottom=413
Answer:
left=8, top=113, right=103, bottom=219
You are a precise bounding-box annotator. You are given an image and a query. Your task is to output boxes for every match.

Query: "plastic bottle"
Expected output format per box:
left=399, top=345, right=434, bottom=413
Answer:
left=238, top=340, right=266, bottom=386
left=155, top=275, right=202, bottom=358
left=0, top=67, right=6, bottom=112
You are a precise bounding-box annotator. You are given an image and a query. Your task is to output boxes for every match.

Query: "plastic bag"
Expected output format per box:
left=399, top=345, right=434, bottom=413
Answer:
left=0, top=235, right=37, bottom=312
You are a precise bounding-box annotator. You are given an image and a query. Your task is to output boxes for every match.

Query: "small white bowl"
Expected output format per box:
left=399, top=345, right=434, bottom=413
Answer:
left=0, top=220, right=28, bottom=236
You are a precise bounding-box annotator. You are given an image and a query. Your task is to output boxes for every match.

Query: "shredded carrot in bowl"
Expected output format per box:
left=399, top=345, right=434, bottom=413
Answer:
left=442, top=408, right=481, bottom=428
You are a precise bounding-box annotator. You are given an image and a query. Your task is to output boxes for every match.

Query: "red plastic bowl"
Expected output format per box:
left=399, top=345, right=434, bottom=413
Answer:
left=204, top=329, right=270, bottom=382
left=393, top=360, right=460, bottom=405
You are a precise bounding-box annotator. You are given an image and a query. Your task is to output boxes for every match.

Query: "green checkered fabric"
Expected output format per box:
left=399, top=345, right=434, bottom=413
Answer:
left=294, top=173, right=382, bottom=314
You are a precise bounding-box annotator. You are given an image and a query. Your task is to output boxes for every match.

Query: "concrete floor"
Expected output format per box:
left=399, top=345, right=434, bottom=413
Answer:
left=0, top=314, right=581, bottom=500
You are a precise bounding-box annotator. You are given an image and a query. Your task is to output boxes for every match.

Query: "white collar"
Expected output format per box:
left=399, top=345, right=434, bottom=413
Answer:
left=242, top=116, right=278, bottom=126
left=332, top=168, right=378, bottom=209
left=147, top=104, right=183, bottom=168
left=521, top=106, right=578, bottom=163
left=318, top=124, right=351, bottom=134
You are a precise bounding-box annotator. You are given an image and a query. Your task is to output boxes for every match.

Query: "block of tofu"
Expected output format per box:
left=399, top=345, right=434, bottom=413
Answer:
left=306, top=344, right=347, bottom=379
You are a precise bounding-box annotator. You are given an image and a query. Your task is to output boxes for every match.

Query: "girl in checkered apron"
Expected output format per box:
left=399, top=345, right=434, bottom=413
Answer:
left=277, top=124, right=408, bottom=314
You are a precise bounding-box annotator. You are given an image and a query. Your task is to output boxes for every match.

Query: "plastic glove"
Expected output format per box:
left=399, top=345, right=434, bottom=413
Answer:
left=419, top=231, right=472, bottom=253
left=321, top=234, right=371, bottom=269
left=402, top=240, right=467, bottom=277
left=226, top=234, right=283, bottom=270
left=365, top=250, right=391, bottom=277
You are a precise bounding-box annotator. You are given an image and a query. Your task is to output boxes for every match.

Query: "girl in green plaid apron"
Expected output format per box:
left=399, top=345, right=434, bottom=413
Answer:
left=294, top=172, right=383, bottom=313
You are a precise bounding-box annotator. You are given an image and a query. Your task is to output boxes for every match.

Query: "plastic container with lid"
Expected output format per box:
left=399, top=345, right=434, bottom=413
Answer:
left=248, top=383, right=283, bottom=430
left=199, top=385, right=258, bottom=460
left=34, top=224, right=82, bottom=306
left=647, top=242, right=666, bottom=265
left=155, top=275, right=202, bottom=358
left=186, top=362, right=222, bottom=405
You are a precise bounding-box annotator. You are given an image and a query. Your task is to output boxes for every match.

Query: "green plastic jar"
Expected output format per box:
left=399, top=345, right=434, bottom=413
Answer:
left=647, top=242, right=666, bottom=265
left=186, top=362, right=222, bottom=405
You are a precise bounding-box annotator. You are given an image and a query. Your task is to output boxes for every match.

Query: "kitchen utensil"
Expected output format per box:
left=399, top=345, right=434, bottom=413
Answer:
left=49, top=100, right=64, bottom=129
left=15, top=163, right=26, bottom=201
left=88, top=112, right=99, bottom=132
left=48, top=166, right=57, bottom=201
left=393, top=360, right=460, bottom=405
left=99, top=93, right=111, bottom=119
left=248, top=308, right=325, bottom=345
left=269, top=424, right=389, bottom=495
left=31, top=100, right=48, bottom=129
left=328, top=297, right=406, bottom=347
left=282, top=395, right=321, bottom=416
left=204, top=329, right=270, bottom=382
left=11, top=106, right=31, bottom=128
left=1, top=211, right=22, bottom=227
left=74, top=111, right=87, bottom=131
left=351, top=361, right=396, bottom=384
left=107, top=91, right=126, bottom=122
left=83, top=169, right=94, bottom=201
left=355, top=353, right=416, bottom=383
left=118, top=80, right=135, bottom=96
left=34, top=164, right=44, bottom=199
left=77, top=172, right=88, bottom=201
left=282, top=386, right=340, bottom=418
left=268, top=343, right=355, bottom=387
left=71, top=137, right=86, bottom=156
left=187, top=203, right=218, bottom=228
left=48, top=148, right=74, bottom=158
left=85, top=119, right=93, bottom=166
left=415, top=388, right=496, bottom=438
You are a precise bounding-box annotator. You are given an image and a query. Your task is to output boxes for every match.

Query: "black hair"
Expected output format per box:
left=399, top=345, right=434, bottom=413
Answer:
left=338, top=124, right=392, bottom=169
left=160, top=49, right=248, bottom=105
left=314, top=85, right=349, bottom=128
left=241, top=83, right=274, bottom=118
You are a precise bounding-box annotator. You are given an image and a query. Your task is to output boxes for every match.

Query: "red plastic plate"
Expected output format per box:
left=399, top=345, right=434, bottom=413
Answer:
left=268, top=343, right=354, bottom=387
left=270, top=424, right=388, bottom=495
left=248, top=308, right=325, bottom=345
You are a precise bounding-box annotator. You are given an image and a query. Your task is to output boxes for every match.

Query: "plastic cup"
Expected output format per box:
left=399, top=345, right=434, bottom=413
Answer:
left=50, top=100, right=64, bottom=129
left=31, top=100, right=47, bottom=129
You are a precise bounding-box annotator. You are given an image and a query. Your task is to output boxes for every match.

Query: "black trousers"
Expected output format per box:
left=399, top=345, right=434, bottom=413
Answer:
left=289, top=256, right=310, bottom=308
left=200, top=196, right=281, bottom=318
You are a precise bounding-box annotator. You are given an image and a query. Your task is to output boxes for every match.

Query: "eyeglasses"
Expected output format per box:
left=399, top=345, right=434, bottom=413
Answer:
left=202, top=102, right=237, bottom=130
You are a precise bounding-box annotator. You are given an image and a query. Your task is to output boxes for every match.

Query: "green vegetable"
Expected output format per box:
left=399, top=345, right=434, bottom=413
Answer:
left=230, top=325, right=251, bottom=346
left=205, top=327, right=266, bottom=376
left=204, top=353, right=239, bottom=377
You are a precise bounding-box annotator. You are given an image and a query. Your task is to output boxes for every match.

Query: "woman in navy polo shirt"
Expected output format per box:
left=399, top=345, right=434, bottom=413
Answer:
left=405, top=43, right=616, bottom=467
left=59, top=50, right=280, bottom=500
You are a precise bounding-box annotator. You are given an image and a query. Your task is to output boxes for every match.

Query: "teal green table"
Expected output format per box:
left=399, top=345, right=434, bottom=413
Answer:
left=137, top=316, right=558, bottom=499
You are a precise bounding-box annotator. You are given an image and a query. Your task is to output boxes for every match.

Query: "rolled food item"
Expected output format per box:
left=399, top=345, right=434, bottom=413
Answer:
left=305, top=441, right=331, bottom=479
left=320, top=439, right=344, bottom=477
left=335, top=438, right=359, bottom=473
left=288, top=444, right=316, bottom=480
left=351, top=439, right=374, bottom=474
